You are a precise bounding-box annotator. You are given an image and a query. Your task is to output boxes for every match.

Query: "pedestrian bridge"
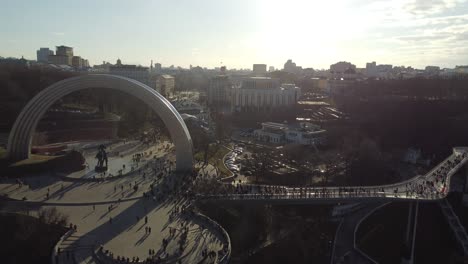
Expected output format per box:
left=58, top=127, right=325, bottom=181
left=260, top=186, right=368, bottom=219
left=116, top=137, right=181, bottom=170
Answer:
left=197, top=147, right=468, bottom=203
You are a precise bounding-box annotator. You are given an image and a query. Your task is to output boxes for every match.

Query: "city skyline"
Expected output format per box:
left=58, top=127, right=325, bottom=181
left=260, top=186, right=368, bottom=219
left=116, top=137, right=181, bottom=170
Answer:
left=2, top=0, right=468, bottom=69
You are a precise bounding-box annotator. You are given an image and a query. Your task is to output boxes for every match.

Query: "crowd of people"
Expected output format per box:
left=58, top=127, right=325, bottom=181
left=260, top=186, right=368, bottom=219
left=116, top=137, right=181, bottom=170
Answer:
left=195, top=149, right=468, bottom=202
left=405, top=150, right=468, bottom=199
left=97, top=191, right=230, bottom=264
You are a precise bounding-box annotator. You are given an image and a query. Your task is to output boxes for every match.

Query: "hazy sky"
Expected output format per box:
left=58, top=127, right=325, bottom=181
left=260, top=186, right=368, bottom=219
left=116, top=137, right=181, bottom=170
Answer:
left=1, top=0, right=468, bottom=69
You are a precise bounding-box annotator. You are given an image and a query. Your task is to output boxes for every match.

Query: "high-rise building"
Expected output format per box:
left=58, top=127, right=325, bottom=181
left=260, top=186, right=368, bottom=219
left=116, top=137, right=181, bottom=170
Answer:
left=36, top=48, right=53, bottom=62
left=269, top=66, right=275, bottom=72
left=37, top=45, right=89, bottom=68
left=47, top=45, right=74, bottom=66
left=56, top=45, right=73, bottom=57
left=253, top=64, right=267, bottom=76
left=72, top=56, right=83, bottom=68
left=48, top=54, right=72, bottom=65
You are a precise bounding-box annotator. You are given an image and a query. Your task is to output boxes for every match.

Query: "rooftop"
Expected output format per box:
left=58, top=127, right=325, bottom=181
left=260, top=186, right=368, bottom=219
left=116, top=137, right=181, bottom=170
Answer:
left=249, top=76, right=272, bottom=79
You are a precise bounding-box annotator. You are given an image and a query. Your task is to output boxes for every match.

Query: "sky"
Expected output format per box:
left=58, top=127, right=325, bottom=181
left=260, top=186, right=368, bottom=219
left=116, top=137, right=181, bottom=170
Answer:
left=1, top=0, right=468, bottom=69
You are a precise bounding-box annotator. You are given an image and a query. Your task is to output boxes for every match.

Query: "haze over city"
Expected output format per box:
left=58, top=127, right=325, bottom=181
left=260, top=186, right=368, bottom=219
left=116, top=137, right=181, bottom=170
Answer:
left=4, top=1, right=468, bottom=264
left=2, top=0, right=468, bottom=69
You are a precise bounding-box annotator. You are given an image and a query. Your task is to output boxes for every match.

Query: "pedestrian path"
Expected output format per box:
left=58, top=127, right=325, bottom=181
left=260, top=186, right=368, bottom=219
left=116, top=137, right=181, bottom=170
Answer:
left=0, top=140, right=228, bottom=264
left=199, top=147, right=468, bottom=203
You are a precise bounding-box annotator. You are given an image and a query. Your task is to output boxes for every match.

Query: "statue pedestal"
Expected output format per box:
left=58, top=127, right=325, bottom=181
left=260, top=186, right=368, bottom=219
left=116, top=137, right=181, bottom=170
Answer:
left=95, top=166, right=108, bottom=173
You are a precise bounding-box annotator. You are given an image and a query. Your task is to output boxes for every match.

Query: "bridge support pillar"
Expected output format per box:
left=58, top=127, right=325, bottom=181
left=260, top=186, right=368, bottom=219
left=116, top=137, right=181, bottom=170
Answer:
left=463, top=164, right=468, bottom=207
left=405, top=202, right=414, bottom=245
left=401, top=201, right=419, bottom=264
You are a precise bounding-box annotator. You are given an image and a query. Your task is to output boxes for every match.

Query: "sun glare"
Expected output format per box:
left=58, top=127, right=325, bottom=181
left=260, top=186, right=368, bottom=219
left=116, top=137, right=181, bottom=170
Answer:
left=257, top=0, right=348, bottom=68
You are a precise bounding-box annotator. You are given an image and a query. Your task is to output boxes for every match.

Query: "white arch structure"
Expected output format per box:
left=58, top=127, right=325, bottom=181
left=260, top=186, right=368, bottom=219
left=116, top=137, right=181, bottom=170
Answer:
left=7, top=74, right=193, bottom=172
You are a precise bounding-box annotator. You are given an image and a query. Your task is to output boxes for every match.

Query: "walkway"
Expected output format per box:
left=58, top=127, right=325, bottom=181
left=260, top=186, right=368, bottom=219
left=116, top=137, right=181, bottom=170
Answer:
left=198, top=147, right=468, bottom=203
left=0, top=140, right=227, bottom=264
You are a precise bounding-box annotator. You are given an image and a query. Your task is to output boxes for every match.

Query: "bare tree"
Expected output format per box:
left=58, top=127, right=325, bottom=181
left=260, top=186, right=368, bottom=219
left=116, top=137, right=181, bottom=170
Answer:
left=37, top=207, right=68, bottom=227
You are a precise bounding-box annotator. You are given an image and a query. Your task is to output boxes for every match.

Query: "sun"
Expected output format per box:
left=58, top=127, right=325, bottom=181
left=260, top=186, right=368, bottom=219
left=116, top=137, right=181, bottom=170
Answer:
left=255, top=0, right=348, bottom=67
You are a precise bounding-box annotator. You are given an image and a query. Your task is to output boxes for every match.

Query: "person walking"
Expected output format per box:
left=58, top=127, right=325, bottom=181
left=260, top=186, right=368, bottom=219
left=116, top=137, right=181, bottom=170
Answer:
left=145, top=216, right=148, bottom=224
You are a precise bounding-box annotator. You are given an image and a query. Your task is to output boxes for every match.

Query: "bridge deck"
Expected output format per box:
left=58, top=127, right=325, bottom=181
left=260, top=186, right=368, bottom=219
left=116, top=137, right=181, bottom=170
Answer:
left=198, top=148, right=468, bottom=203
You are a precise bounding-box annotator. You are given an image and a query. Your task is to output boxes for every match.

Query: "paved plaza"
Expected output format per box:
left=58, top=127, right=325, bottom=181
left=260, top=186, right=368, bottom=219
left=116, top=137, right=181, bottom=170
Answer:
left=0, top=139, right=226, bottom=264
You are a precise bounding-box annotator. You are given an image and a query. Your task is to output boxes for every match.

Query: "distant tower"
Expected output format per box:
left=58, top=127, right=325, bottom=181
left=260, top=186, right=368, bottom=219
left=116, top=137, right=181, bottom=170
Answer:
left=116, top=58, right=122, bottom=65
left=150, top=60, right=153, bottom=71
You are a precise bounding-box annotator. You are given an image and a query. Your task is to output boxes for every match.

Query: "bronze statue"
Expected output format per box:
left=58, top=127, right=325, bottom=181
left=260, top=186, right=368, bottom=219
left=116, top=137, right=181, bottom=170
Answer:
left=95, top=144, right=108, bottom=172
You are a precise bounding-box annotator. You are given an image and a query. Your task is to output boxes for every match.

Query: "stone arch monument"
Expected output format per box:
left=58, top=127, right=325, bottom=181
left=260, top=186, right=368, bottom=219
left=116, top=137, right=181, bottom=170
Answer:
left=7, top=74, right=193, bottom=172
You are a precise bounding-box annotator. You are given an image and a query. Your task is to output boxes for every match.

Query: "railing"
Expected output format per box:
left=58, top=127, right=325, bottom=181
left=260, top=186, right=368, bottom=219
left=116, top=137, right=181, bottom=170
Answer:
left=189, top=212, right=232, bottom=264
left=198, top=148, right=468, bottom=203
left=94, top=212, right=231, bottom=264
left=51, top=229, right=74, bottom=264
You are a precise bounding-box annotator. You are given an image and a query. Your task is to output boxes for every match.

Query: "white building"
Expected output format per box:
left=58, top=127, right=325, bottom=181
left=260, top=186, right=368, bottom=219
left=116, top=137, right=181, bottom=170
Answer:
left=155, top=74, right=175, bottom=97
left=229, top=77, right=301, bottom=112
left=254, top=122, right=326, bottom=145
